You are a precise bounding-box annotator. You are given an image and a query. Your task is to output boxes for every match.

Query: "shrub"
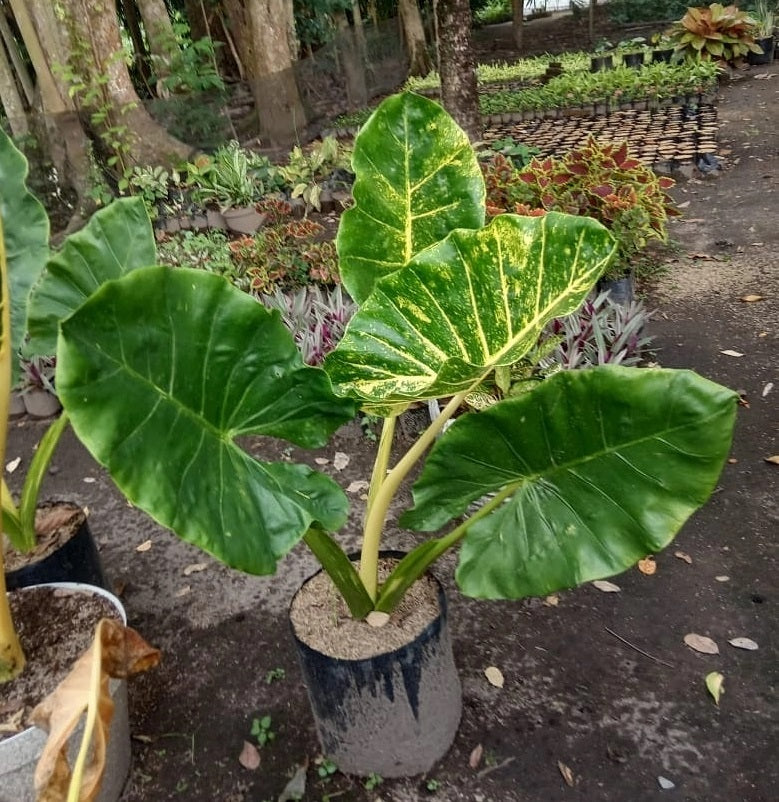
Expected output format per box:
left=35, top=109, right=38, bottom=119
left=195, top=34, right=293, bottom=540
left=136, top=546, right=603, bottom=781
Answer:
left=668, top=3, right=763, bottom=63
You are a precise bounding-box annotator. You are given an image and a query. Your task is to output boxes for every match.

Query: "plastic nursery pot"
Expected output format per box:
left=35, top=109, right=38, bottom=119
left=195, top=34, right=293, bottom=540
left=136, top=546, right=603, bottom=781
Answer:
left=748, top=36, right=775, bottom=66
left=622, top=52, right=645, bottom=69
left=4, top=503, right=107, bottom=591
left=597, top=273, right=635, bottom=306
left=0, top=583, right=131, bottom=802
left=652, top=48, right=674, bottom=64
left=290, top=553, right=462, bottom=778
left=590, top=54, right=613, bottom=72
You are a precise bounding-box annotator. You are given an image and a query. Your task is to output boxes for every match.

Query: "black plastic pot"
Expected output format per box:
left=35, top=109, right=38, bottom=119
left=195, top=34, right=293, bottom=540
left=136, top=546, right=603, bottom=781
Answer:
left=652, top=48, right=674, bottom=64
left=748, top=36, right=775, bottom=66
left=290, top=553, right=461, bottom=777
left=5, top=507, right=107, bottom=591
left=590, top=54, right=613, bottom=72
left=597, top=273, right=635, bottom=306
left=622, top=52, right=645, bottom=69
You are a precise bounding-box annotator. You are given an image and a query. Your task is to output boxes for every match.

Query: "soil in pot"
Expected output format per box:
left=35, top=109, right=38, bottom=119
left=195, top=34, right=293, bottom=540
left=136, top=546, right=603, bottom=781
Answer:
left=3, top=502, right=107, bottom=591
left=290, top=557, right=462, bottom=778
left=0, top=586, right=121, bottom=737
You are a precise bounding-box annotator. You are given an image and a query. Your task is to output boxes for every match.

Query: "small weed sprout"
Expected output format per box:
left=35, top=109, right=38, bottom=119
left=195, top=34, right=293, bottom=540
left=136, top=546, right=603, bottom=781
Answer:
left=363, top=772, right=383, bottom=790
left=250, top=715, right=276, bottom=747
left=265, top=667, right=286, bottom=684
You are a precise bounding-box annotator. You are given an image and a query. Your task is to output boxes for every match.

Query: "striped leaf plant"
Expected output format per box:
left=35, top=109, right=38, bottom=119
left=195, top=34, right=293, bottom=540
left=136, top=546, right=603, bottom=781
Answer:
left=9, top=93, right=738, bottom=633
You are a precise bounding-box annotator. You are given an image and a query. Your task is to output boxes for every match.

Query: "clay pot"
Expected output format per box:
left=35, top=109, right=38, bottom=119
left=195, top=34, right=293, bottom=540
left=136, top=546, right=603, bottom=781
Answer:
left=0, top=583, right=131, bottom=802
left=290, top=556, right=461, bottom=777
left=22, top=390, right=61, bottom=418
left=222, top=205, right=264, bottom=234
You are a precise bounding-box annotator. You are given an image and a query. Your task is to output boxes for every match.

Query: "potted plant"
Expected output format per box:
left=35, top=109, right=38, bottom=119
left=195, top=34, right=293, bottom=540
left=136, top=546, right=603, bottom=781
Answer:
left=651, top=32, right=676, bottom=63
left=591, top=38, right=615, bottom=72
left=747, top=0, right=776, bottom=65
left=45, top=93, right=736, bottom=778
left=668, top=3, right=763, bottom=64
left=619, top=36, right=648, bottom=68
left=0, top=135, right=159, bottom=801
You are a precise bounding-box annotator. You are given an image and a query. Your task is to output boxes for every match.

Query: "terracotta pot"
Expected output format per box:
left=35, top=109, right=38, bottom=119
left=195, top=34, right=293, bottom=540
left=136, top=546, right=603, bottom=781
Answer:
left=22, top=390, right=61, bottom=419
left=290, top=555, right=461, bottom=777
left=0, top=583, right=131, bottom=802
left=222, top=205, right=263, bottom=234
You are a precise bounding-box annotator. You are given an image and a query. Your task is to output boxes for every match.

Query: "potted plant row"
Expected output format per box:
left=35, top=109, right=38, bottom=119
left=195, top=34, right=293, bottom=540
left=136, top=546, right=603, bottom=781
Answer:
left=11, top=92, right=739, bottom=778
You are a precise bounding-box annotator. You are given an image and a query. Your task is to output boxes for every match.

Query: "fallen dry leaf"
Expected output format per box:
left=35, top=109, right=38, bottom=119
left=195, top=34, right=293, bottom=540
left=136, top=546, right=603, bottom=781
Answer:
left=753, top=72, right=775, bottom=79
left=174, top=585, right=191, bottom=598
left=739, top=294, right=764, bottom=302
left=83, top=476, right=96, bottom=483
left=720, top=349, right=744, bottom=358
left=558, top=760, right=575, bottom=787
left=764, top=456, right=779, bottom=465
left=727, top=458, right=738, bottom=464
left=674, top=550, right=693, bottom=564
left=705, top=671, right=725, bottom=706
left=31, top=619, right=160, bottom=802
left=0, top=707, right=24, bottom=734
left=469, top=743, right=484, bottom=770
left=544, top=594, right=560, bottom=606
left=715, top=575, right=730, bottom=582
left=238, top=740, right=260, bottom=770
left=484, top=666, right=505, bottom=688
left=183, top=562, right=208, bottom=576
left=762, top=382, right=773, bottom=397
left=728, top=637, right=758, bottom=651
left=135, top=539, right=152, bottom=553
left=333, top=451, right=350, bottom=471
left=314, top=457, right=329, bottom=466
left=684, top=633, right=719, bottom=654
left=346, top=480, right=370, bottom=493
left=638, top=556, right=657, bottom=575
left=592, top=580, right=621, bottom=593
left=658, top=776, right=676, bottom=790
left=5, top=456, right=20, bottom=473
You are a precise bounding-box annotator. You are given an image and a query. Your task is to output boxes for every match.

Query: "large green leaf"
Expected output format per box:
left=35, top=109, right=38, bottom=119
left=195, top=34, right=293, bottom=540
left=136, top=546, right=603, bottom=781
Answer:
left=57, top=267, right=358, bottom=575
left=326, top=213, right=615, bottom=406
left=338, top=92, right=485, bottom=304
left=400, top=366, right=737, bottom=599
left=0, top=128, right=49, bottom=383
left=26, top=197, right=155, bottom=356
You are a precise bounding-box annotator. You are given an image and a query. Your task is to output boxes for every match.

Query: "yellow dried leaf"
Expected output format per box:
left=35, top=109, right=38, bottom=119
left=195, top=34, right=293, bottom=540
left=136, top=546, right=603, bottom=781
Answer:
left=638, top=556, right=656, bottom=575
left=705, top=671, right=724, bottom=706
left=764, top=455, right=779, bottom=465
left=484, top=666, right=504, bottom=688
left=469, top=743, right=484, bottom=770
left=739, top=294, right=764, bottom=302
left=720, top=349, right=744, bottom=358
left=31, top=619, right=160, bottom=802
left=183, top=562, right=207, bottom=576
left=674, top=551, right=693, bottom=564
left=544, top=594, right=560, bottom=606
left=135, top=539, right=152, bottom=553
left=366, top=611, right=390, bottom=628
left=592, top=580, right=621, bottom=592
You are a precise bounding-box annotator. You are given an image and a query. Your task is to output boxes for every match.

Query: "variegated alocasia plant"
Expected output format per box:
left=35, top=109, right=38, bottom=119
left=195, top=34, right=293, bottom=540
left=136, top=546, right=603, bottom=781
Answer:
left=43, top=92, right=736, bottom=620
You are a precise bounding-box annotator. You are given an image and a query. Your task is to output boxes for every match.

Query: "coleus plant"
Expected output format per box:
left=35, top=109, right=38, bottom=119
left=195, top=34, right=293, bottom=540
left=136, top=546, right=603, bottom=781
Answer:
left=19, top=93, right=736, bottom=622
left=488, top=136, right=679, bottom=280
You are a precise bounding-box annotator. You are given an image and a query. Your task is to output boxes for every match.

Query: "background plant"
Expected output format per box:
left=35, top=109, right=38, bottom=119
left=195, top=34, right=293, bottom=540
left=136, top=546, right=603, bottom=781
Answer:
left=668, top=3, right=763, bottom=63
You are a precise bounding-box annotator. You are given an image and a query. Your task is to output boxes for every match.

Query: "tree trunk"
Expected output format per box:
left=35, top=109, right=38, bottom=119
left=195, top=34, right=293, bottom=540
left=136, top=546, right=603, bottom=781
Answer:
left=135, top=0, right=177, bottom=86
left=334, top=11, right=367, bottom=109
left=399, top=0, right=432, bottom=77
left=61, top=0, right=190, bottom=167
left=243, top=0, right=306, bottom=148
left=436, top=0, right=481, bottom=141
left=0, top=35, right=28, bottom=136
left=512, top=0, right=524, bottom=52
left=0, top=8, right=34, bottom=107
left=120, top=0, right=154, bottom=94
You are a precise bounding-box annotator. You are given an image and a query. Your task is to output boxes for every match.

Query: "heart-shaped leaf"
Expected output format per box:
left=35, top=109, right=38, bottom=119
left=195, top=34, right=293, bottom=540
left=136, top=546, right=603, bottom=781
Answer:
left=400, top=366, right=737, bottom=599
left=0, top=127, right=49, bottom=382
left=326, top=213, right=615, bottom=406
left=57, top=267, right=357, bottom=575
left=337, top=92, right=485, bottom=304
left=26, top=197, right=155, bottom=356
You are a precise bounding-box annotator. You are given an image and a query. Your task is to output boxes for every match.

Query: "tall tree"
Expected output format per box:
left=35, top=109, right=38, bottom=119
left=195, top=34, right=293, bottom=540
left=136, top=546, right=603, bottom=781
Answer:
left=435, top=0, right=480, bottom=141
left=0, top=35, right=27, bottom=135
left=59, top=0, right=190, bottom=167
left=134, top=0, right=177, bottom=89
left=334, top=10, right=367, bottom=108
left=512, top=0, right=524, bottom=51
left=399, top=0, right=432, bottom=76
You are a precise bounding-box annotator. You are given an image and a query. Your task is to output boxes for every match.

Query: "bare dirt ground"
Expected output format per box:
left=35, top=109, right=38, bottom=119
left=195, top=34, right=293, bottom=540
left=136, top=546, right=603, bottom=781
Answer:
left=5, top=13, right=777, bottom=802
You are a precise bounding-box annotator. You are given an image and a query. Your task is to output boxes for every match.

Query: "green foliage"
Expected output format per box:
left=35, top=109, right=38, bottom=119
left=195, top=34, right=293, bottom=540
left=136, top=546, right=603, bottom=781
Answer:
left=363, top=772, right=383, bottom=790
left=668, top=3, right=763, bottom=63
left=474, top=0, right=512, bottom=26
left=146, top=91, right=232, bottom=151
left=278, top=136, right=352, bottom=212
left=484, top=137, right=679, bottom=278
left=608, top=0, right=688, bottom=23
left=154, top=19, right=225, bottom=94
left=250, top=715, right=276, bottom=746
left=478, top=137, right=540, bottom=168
left=123, top=165, right=179, bottom=219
